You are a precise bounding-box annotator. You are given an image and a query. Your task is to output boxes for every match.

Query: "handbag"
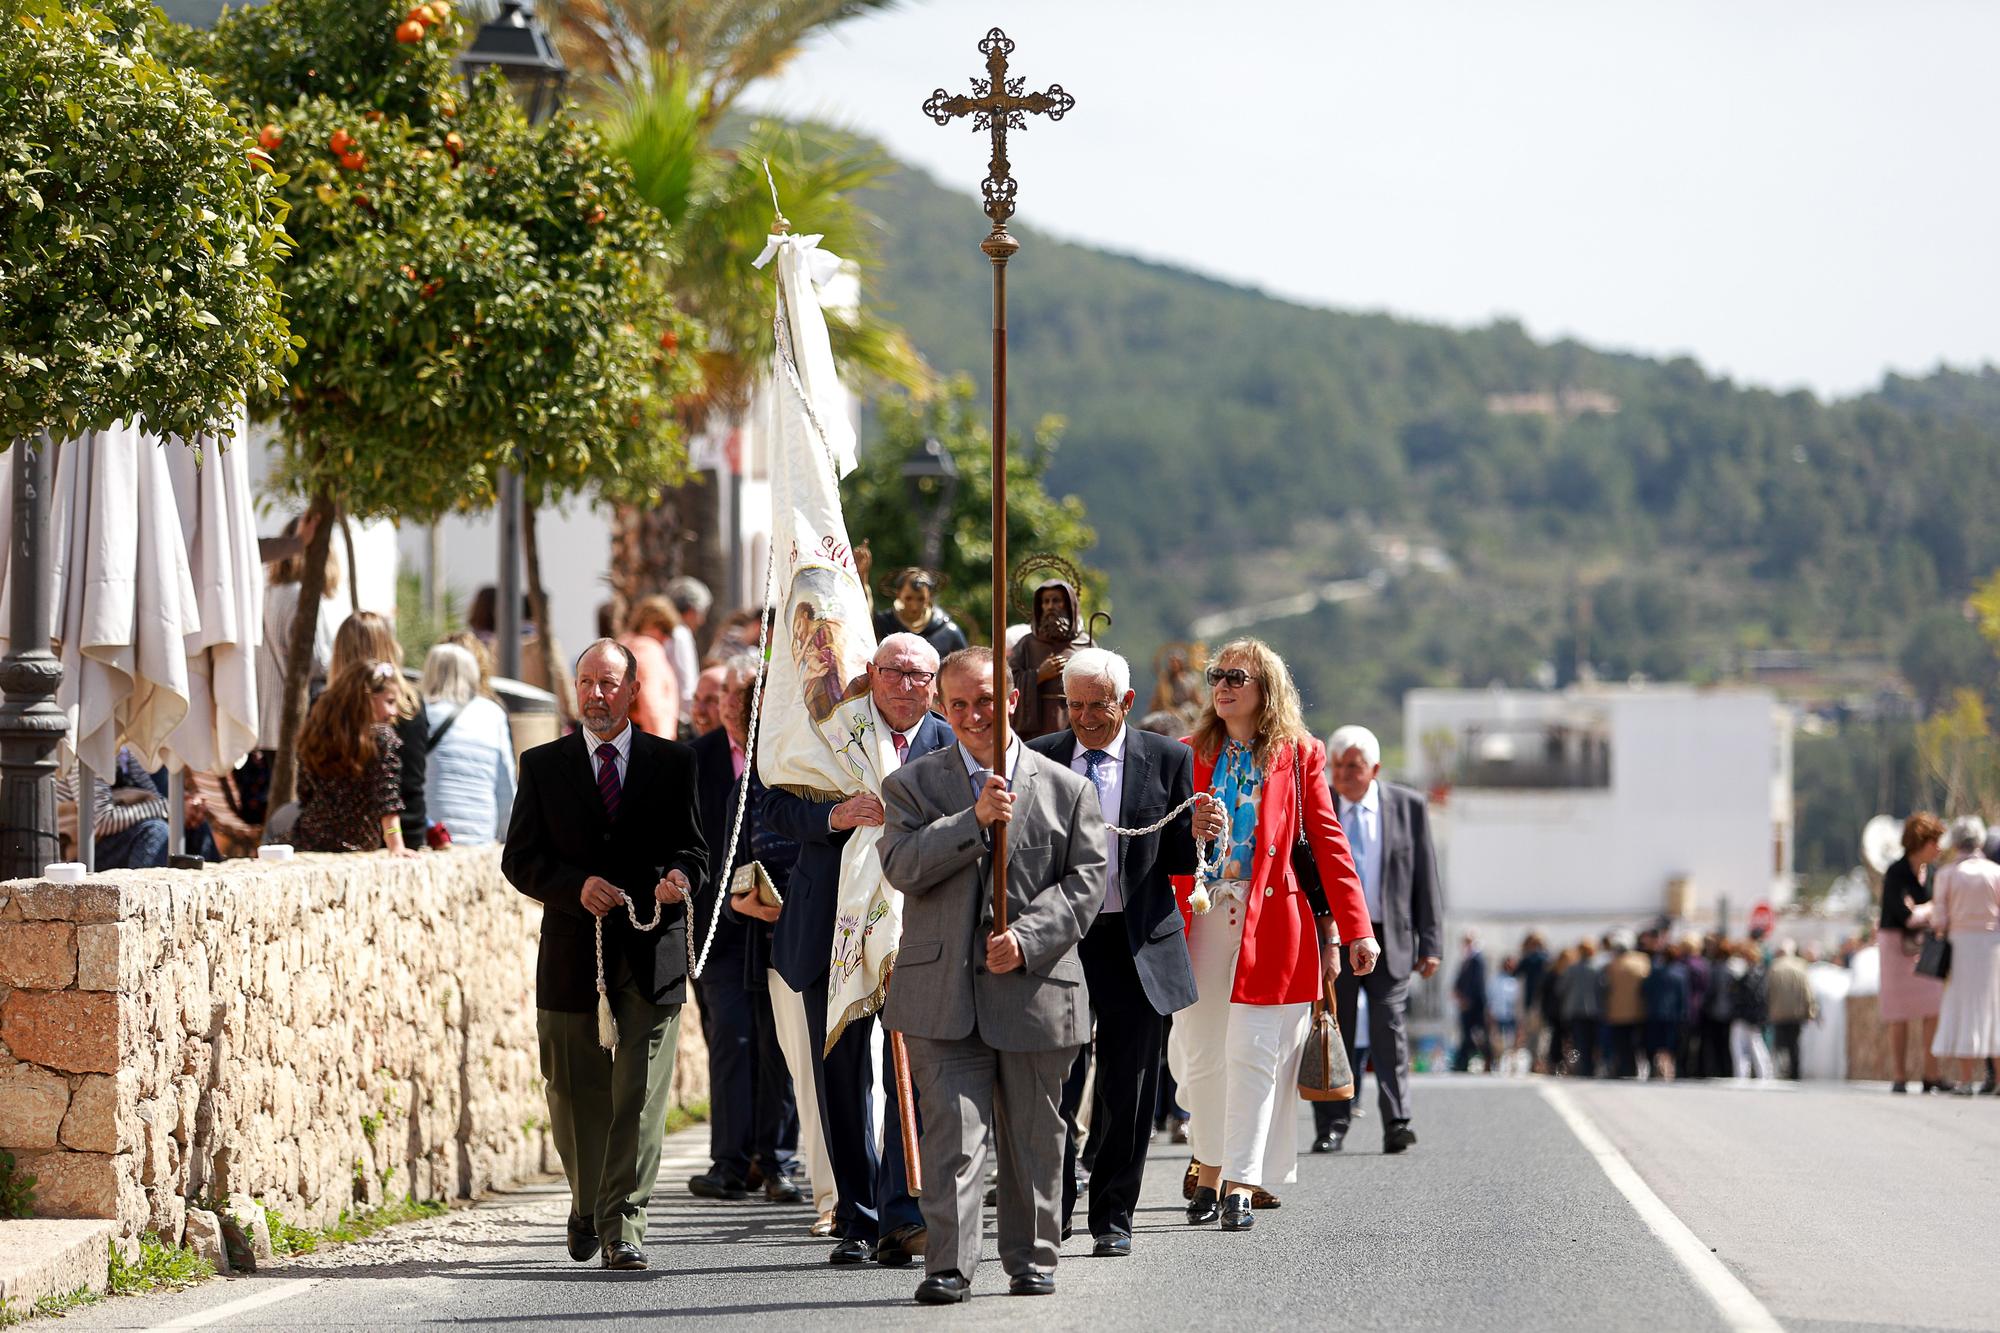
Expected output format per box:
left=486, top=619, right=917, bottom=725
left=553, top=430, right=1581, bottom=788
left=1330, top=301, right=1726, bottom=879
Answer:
left=1297, top=997, right=1355, bottom=1102
left=1914, top=932, right=1952, bottom=981
left=729, top=859, right=782, bottom=909
left=1291, top=745, right=1331, bottom=918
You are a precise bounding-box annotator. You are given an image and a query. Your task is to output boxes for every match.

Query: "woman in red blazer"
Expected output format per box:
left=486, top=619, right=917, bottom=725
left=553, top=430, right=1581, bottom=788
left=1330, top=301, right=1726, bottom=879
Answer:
left=1168, top=638, right=1377, bottom=1232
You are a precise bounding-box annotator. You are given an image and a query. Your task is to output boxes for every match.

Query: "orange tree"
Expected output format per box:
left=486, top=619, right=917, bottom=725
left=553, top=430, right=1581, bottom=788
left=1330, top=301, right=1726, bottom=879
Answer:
left=162, top=0, right=700, bottom=803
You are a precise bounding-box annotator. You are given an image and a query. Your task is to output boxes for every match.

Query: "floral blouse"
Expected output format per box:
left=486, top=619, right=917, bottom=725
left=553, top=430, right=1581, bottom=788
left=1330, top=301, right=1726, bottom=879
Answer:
left=295, top=724, right=405, bottom=853
left=1210, top=739, right=1263, bottom=882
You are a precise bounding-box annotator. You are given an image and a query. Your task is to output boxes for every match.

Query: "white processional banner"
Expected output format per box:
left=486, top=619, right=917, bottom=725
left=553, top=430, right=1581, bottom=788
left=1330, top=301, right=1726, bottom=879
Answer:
left=752, top=233, right=900, bottom=1053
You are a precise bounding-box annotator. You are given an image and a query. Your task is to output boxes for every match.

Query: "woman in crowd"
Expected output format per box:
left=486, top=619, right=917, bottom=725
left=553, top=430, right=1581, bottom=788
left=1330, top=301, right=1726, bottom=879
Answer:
left=294, top=661, right=413, bottom=855
left=1727, top=940, right=1773, bottom=1079
left=1879, top=812, right=1950, bottom=1092
left=419, top=643, right=516, bottom=846
left=1642, top=939, right=1691, bottom=1081
left=1169, top=638, right=1372, bottom=1233
left=1930, top=816, right=2000, bottom=1094
left=1558, top=939, right=1600, bottom=1076
left=330, top=611, right=427, bottom=850
left=619, top=596, right=683, bottom=738
left=440, top=630, right=498, bottom=699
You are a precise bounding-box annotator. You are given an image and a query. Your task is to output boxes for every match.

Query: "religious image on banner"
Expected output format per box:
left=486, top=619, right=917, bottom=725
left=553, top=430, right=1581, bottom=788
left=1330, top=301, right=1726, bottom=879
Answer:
left=751, top=230, right=903, bottom=1054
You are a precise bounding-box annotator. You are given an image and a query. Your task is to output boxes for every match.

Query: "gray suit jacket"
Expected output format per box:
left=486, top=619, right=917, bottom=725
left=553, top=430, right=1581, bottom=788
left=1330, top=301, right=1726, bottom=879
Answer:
left=1355, top=780, right=1445, bottom=980
left=878, top=745, right=1107, bottom=1052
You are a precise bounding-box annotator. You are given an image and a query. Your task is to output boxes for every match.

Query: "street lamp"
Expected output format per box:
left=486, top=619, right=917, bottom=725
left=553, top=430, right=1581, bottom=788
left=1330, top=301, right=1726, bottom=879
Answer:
left=456, top=0, right=566, bottom=681
left=902, top=436, right=959, bottom=575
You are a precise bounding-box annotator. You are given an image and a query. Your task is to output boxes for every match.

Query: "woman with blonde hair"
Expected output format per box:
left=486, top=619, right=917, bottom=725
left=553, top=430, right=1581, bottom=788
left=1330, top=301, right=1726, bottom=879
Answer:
left=1168, top=637, right=1375, bottom=1232
left=294, top=661, right=414, bottom=855
left=420, top=643, right=516, bottom=845
left=330, top=611, right=427, bottom=849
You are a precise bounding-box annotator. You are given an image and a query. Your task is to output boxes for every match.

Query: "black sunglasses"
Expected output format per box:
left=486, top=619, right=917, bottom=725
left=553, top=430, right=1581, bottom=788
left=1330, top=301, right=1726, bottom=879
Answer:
left=1206, top=667, right=1260, bottom=689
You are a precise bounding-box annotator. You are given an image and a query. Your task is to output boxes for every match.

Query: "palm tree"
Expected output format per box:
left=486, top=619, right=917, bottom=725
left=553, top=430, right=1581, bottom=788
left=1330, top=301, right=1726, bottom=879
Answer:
left=595, top=56, right=929, bottom=616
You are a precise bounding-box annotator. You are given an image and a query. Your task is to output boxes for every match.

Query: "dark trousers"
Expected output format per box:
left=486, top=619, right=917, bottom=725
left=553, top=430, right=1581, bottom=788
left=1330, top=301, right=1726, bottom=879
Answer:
left=692, top=951, right=793, bottom=1184
left=1772, top=1021, right=1804, bottom=1080
left=802, top=970, right=922, bottom=1242
left=1566, top=1018, right=1599, bottom=1077
left=1452, top=1009, right=1490, bottom=1072
left=1316, top=952, right=1413, bottom=1137
left=1061, top=917, right=1166, bottom=1240
left=1609, top=1023, right=1642, bottom=1079
left=1700, top=1018, right=1734, bottom=1078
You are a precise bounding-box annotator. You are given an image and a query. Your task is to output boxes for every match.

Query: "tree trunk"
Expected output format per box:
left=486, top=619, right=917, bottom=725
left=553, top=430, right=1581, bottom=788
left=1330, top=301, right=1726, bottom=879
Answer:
left=611, top=475, right=723, bottom=646
left=522, top=499, right=575, bottom=730
left=337, top=506, right=361, bottom=613
left=268, top=491, right=337, bottom=812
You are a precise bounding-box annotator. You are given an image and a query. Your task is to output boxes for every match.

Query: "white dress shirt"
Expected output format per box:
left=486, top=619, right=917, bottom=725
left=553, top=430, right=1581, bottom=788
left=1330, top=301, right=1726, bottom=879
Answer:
left=583, top=720, right=633, bottom=789
left=1071, top=727, right=1127, bottom=912
left=1341, top=779, right=1384, bottom=924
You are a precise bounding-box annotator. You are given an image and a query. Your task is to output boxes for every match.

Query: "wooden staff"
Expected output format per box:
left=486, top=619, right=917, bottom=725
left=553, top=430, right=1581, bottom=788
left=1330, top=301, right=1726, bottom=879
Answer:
left=924, top=28, right=1074, bottom=935
left=884, top=962, right=922, bottom=1195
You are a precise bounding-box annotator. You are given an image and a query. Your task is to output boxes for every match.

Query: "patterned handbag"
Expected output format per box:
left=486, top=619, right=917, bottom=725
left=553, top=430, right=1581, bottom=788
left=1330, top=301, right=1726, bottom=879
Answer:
left=1297, top=997, right=1355, bottom=1102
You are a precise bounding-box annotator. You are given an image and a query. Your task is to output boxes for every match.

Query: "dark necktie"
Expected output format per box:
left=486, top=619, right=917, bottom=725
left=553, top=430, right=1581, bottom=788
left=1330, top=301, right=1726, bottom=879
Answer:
left=1082, top=748, right=1111, bottom=807
left=596, top=742, right=621, bottom=821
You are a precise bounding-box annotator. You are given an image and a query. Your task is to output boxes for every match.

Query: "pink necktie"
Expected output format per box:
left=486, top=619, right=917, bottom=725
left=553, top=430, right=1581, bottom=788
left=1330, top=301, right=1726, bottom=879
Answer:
left=892, top=731, right=909, bottom=766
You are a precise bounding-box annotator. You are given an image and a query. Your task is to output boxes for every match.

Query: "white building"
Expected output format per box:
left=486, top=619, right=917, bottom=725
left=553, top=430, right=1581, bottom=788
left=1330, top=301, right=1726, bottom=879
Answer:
left=1402, top=684, right=1793, bottom=940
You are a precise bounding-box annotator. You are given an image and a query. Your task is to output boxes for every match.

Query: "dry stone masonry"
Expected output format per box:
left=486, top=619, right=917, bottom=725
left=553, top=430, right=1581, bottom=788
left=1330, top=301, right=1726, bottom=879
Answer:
left=0, top=849, right=708, bottom=1243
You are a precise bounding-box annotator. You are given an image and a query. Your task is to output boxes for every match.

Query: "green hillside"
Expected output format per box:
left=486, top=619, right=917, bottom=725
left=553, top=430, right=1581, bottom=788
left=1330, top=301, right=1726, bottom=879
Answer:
left=867, top=161, right=2000, bottom=735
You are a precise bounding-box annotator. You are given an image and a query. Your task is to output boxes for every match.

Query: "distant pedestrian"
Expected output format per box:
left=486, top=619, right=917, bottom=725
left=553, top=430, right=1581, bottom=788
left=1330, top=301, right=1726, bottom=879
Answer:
left=1766, top=941, right=1817, bottom=1080
left=1642, top=942, right=1690, bottom=1080
left=1929, top=816, right=2000, bottom=1093
left=293, top=661, right=413, bottom=855
left=1878, top=812, right=1949, bottom=1093
left=1699, top=934, right=1736, bottom=1078
left=618, top=596, right=683, bottom=740
left=1679, top=936, right=1712, bottom=1080
left=330, top=611, right=426, bottom=851
left=1558, top=940, right=1601, bottom=1076
left=1728, top=942, right=1773, bottom=1079
left=1604, top=931, right=1651, bottom=1079
left=664, top=576, right=710, bottom=706
left=419, top=643, right=516, bottom=846
left=1451, top=932, right=1490, bottom=1072
left=1516, top=934, right=1550, bottom=1072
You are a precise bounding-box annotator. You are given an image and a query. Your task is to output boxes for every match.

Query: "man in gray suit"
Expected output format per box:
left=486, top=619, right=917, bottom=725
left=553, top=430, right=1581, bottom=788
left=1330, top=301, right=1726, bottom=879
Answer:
left=879, top=647, right=1107, bottom=1305
left=1314, top=724, right=1444, bottom=1156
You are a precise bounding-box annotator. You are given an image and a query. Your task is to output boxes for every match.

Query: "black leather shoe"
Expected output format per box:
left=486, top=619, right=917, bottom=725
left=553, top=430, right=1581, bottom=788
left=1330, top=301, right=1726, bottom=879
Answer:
left=1311, top=1129, right=1345, bottom=1154
left=688, top=1170, right=748, bottom=1201
left=1923, top=1078, right=1956, bottom=1094
left=1009, top=1271, right=1055, bottom=1296
left=1186, top=1186, right=1219, bottom=1226
left=1891, top=1081, right=1909, bottom=1094
left=1384, top=1120, right=1417, bottom=1154
left=1092, top=1233, right=1131, bottom=1258
left=829, top=1236, right=871, bottom=1265
left=1221, top=1194, right=1254, bottom=1231
left=1059, top=1223, right=1073, bottom=1242
left=764, top=1175, right=805, bottom=1205
left=601, top=1240, right=647, bottom=1270
left=565, top=1213, right=599, bottom=1263
left=915, top=1271, right=971, bottom=1305
left=873, top=1224, right=926, bottom=1267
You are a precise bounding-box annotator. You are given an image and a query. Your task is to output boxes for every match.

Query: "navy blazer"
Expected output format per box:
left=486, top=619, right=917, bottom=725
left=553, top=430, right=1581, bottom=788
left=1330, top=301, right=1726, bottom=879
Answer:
left=1028, top=726, right=1199, bottom=1015
left=761, top=710, right=954, bottom=994
left=690, top=728, right=760, bottom=975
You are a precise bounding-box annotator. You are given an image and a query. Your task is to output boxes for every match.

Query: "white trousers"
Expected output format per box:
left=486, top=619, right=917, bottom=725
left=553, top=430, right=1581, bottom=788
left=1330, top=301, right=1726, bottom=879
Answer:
left=1168, top=896, right=1311, bottom=1187
left=768, top=968, right=837, bottom=1215
left=1730, top=1019, right=1773, bottom=1080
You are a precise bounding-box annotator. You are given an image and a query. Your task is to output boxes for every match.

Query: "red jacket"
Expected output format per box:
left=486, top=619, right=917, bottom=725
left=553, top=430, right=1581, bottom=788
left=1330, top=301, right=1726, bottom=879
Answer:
left=1174, top=736, right=1370, bottom=1006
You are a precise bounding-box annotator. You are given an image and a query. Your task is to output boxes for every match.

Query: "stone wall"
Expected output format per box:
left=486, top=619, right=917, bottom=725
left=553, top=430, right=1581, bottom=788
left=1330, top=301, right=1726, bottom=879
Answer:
left=0, top=849, right=708, bottom=1241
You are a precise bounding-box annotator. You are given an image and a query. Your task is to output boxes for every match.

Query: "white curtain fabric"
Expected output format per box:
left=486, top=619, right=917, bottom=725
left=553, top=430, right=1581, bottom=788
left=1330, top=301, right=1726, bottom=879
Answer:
left=164, top=409, right=264, bottom=774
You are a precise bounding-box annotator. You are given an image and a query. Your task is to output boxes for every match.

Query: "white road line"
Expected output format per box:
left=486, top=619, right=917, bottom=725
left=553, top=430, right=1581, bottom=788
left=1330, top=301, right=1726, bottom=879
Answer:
left=143, top=1278, right=321, bottom=1331
left=1541, top=1085, right=1783, bottom=1333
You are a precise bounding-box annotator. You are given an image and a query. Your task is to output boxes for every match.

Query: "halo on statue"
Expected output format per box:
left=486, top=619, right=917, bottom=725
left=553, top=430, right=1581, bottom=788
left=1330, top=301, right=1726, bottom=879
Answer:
left=1009, top=552, right=1087, bottom=624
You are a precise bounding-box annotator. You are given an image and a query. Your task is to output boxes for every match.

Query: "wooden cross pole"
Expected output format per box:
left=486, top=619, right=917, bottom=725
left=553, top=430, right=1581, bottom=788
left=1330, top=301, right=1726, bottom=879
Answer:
left=924, top=26, right=1073, bottom=935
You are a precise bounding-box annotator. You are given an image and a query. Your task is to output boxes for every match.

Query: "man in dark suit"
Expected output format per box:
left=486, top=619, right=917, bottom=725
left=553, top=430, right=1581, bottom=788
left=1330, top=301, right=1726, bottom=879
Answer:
left=686, top=654, right=802, bottom=1205
left=1028, top=648, right=1223, bottom=1256
left=761, top=632, right=952, bottom=1266
left=501, top=640, right=707, bottom=1271
left=1314, top=725, right=1443, bottom=1156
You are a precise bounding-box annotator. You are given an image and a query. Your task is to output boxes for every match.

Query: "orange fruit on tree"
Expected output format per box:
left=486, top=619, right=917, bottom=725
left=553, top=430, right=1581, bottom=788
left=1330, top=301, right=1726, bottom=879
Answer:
left=400, top=264, right=418, bottom=281
left=365, top=110, right=385, bottom=124
left=340, top=150, right=366, bottom=171
left=443, top=132, right=464, bottom=155
left=659, top=330, right=679, bottom=353
left=258, top=125, right=284, bottom=151
left=329, top=128, right=354, bottom=154
left=395, top=18, right=424, bottom=42
left=420, top=280, right=443, bottom=299
left=436, top=95, right=457, bottom=117
left=586, top=207, right=606, bottom=225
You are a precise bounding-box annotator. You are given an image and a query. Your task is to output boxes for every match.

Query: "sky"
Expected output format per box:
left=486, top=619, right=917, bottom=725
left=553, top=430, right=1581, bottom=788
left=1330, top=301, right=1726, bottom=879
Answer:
left=746, top=0, right=1999, bottom=399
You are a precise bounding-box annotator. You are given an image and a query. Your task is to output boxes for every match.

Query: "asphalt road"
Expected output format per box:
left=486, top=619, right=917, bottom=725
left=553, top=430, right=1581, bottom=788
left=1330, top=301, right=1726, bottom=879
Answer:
left=55, top=1075, right=2000, bottom=1332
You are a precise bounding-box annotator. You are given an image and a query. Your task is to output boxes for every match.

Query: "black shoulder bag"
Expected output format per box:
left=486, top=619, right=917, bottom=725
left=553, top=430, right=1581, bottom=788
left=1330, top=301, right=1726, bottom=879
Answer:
left=1292, top=744, right=1331, bottom=919
left=425, top=705, right=467, bottom=753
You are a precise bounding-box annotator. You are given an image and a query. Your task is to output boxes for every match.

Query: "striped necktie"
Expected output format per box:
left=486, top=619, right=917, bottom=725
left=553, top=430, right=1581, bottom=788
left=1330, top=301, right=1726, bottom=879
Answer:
left=596, top=742, right=622, bottom=821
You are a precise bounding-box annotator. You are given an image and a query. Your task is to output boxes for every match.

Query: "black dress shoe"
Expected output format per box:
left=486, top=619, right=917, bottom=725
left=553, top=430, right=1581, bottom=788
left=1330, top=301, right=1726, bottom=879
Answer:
left=1009, top=1271, right=1055, bottom=1296
left=1311, top=1129, right=1345, bottom=1154
left=915, top=1271, right=971, bottom=1305
left=873, top=1224, right=926, bottom=1267
left=1384, top=1120, right=1417, bottom=1154
left=1092, top=1233, right=1132, bottom=1257
left=1221, top=1194, right=1254, bottom=1232
left=565, top=1213, right=599, bottom=1263
left=1923, top=1078, right=1956, bottom=1094
left=1891, top=1081, right=1909, bottom=1094
left=1186, top=1186, right=1220, bottom=1226
left=764, top=1175, right=805, bottom=1205
left=687, top=1170, right=748, bottom=1201
left=601, top=1240, right=647, bottom=1270
left=829, top=1236, right=872, bottom=1265
left=1059, top=1223, right=1073, bottom=1242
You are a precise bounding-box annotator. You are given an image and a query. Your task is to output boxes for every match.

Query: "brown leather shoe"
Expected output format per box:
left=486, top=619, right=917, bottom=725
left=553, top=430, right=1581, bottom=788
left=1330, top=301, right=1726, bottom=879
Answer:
left=1250, top=1188, right=1281, bottom=1210
left=1182, top=1159, right=1202, bottom=1201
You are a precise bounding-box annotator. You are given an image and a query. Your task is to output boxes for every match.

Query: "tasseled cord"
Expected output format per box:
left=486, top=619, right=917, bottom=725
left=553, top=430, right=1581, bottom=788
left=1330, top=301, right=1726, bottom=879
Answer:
left=595, top=891, right=665, bottom=1055
left=597, top=989, right=619, bottom=1050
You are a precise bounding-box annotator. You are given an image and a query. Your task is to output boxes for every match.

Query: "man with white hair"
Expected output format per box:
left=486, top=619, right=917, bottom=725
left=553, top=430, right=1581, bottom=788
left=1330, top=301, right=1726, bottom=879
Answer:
left=1027, top=647, right=1224, bottom=1255
left=1314, top=724, right=1444, bottom=1155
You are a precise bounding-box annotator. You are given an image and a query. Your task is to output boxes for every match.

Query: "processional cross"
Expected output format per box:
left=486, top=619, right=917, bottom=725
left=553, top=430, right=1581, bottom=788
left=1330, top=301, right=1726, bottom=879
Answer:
left=923, top=28, right=1073, bottom=932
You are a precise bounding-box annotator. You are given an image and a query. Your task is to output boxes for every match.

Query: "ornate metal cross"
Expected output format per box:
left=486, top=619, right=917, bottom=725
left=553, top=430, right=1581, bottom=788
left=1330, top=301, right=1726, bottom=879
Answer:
left=924, top=28, right=1074, bottom=233
left=921, top=27, right=1074, bottom=935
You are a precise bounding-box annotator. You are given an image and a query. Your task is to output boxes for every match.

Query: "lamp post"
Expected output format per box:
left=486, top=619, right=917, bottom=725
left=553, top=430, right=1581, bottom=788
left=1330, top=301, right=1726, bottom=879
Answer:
left=901, top=435, right=959, bottom=575
left=456, top=0, right=566, bottom=681
left=0, top=437, right=65, bottom=879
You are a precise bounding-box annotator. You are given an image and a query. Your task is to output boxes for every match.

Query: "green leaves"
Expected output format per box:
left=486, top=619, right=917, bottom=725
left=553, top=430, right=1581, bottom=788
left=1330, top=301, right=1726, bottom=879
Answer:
left=0, top=0, right=294, bottom=445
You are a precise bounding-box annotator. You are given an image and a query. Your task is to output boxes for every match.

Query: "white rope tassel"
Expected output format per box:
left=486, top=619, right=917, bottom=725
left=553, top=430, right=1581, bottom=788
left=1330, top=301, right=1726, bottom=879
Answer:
left=1105, top=792, right=1227, bottom=914
left=594, top=893, right=666, bottom=1053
